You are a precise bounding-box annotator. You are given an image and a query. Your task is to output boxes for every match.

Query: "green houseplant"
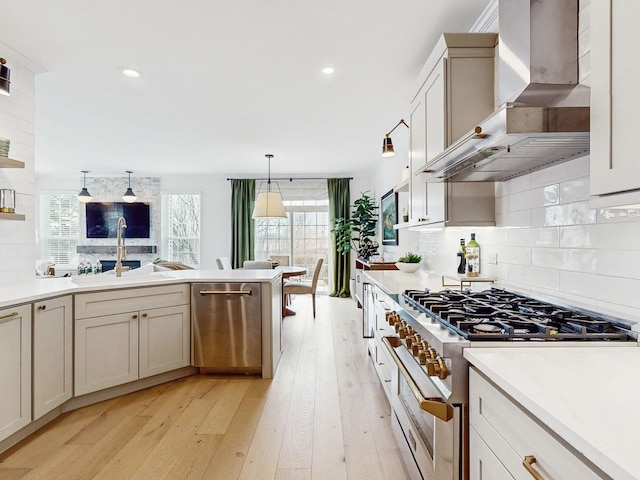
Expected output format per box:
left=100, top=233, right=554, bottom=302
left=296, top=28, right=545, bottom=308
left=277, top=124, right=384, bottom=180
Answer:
left=333, top=192, right=379, bottom=259
left=395, top=252, right=422, bottom=273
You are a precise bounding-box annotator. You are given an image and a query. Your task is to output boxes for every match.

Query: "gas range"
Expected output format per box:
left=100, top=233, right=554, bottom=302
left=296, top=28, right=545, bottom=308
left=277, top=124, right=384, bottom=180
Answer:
left=402, top=287, right=636, bottom=342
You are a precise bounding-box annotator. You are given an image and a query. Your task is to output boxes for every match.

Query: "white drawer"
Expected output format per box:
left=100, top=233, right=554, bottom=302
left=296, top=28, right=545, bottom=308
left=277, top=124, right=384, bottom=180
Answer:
left=469, top=368, right=607, bottom=480
left=75, top=284, right=190, bottom=319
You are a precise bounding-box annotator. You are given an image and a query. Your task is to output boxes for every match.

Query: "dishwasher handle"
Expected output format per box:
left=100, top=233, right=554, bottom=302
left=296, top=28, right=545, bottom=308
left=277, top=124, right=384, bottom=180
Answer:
left=199, top=289, right=253, bottom=295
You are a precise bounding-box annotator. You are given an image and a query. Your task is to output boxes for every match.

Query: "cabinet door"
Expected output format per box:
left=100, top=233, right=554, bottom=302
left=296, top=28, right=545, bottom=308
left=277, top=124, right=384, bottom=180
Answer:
left=590, top=0, right=640, bottom=196
left=469, top=426, right=514, bottom=480
left=139, top=305, right=190, bottom=379
left=425, top=58, right=446, bottom=163
left=0, top=305, right=31, bottom=442
left=75, top=312, right=139, bottom=395
left=33, top=296, right=73, bottom=420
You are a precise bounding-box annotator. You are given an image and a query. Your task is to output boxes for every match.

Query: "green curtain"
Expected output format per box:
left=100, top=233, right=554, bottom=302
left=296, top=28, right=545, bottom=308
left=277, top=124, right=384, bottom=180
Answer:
left=328, top=178, right=351, bottom=297
left=231, top=179, right=255, bottom=269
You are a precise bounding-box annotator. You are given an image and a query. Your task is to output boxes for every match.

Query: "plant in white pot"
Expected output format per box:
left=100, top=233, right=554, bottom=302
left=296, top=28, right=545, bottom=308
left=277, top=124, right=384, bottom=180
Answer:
left=395, top=252, right=422, bottom=273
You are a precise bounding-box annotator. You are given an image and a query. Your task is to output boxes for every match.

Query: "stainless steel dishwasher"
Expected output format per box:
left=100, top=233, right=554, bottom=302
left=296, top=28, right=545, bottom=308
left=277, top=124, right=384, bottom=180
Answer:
left=192, top=282, right=262, bottom=375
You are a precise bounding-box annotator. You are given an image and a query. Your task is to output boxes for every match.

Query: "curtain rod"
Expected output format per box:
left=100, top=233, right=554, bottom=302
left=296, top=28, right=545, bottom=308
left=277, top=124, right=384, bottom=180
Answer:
left=226, top=177, right=353, bottom=181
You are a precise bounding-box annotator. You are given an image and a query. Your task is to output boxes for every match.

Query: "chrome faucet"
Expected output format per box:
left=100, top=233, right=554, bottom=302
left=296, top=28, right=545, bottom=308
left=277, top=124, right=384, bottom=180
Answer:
left=115, top=216, right=130, bottom=277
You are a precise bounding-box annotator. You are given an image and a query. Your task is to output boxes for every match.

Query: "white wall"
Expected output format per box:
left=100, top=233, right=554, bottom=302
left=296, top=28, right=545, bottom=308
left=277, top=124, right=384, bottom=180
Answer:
left=0, top=42, right=39, bottom=286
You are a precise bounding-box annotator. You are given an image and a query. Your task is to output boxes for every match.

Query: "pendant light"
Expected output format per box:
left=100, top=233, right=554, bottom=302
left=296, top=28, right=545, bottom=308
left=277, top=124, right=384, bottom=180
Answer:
left=77, top=170, right=92, bottom=203
left=381, top=119, right=409, bottom=157
left=252, top=154, right=286, bottom=219
left=122, top=170, right=137, bottom=203
left=0, top=58, right=10, bottom=96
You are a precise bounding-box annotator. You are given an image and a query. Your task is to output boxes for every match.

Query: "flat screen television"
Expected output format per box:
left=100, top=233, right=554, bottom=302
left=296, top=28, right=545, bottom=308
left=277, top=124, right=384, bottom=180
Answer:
left=85, top=202, right=150, bottom=238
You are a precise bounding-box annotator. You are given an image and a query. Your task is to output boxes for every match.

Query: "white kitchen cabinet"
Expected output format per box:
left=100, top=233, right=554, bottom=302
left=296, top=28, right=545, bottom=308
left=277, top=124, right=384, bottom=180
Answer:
left=75, top=284, right=191, bottom=395
left=408, top=33, right=497, bottom=223
left=33, top=296, right=73, bottom=420
left=0, top=305, right=31, bottom=442
left=469, top=367, right=605, bottom=480
left=75, top=311, right=139, bottom=395
left=139, top=304, right=190, bottom=379
left=589, top=0, right=640, bottom=207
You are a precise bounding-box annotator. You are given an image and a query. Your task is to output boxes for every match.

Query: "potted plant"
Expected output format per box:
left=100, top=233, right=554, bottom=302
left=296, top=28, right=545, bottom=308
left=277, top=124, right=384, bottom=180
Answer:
left=395, top=252, right=422, bottom=273
left=333, top=192, right=379, bottom=259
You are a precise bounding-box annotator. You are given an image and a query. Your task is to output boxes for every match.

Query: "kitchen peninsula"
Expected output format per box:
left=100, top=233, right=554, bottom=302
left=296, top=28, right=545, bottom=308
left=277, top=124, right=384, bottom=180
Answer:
left=0, top=269, right=282, bottom=455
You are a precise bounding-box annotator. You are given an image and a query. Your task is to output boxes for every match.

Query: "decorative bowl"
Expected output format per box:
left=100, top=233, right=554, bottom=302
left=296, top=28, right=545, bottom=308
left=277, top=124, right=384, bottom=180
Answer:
left=395, top=262, right=421, bottom=273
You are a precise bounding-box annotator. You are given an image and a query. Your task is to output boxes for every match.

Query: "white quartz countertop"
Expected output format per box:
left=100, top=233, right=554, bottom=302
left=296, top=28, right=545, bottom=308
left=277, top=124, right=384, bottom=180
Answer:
left=464, top=347, right=640, bottom=480
left=362, top=270, right=445, bottom=295
left=0, top=269, right=280, bottom=309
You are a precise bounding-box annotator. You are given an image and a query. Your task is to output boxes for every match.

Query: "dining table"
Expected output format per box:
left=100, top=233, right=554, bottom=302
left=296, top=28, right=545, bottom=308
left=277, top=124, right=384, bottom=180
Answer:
left=276, top=265, right=307, bottom=317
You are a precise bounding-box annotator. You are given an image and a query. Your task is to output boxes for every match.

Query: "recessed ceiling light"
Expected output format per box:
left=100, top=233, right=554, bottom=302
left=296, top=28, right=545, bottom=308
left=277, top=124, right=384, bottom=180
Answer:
left=120, top=68, right=141, bottom=78
left=322, top=66, right=335, bottom=75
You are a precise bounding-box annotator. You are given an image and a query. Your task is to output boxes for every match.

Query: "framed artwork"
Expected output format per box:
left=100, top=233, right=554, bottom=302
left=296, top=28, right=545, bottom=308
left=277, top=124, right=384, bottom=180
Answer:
left=381, top=189, right=398, bottom=246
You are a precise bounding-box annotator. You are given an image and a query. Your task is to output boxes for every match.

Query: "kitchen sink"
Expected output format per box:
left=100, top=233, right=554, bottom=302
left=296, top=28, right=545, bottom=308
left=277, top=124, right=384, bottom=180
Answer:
left=70, top=271, right=175, bottom=286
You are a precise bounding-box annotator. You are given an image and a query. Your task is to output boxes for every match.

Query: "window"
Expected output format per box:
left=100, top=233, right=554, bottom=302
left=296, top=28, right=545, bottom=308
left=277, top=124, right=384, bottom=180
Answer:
left=162, top=193, right=201, bottom=266
left=254, top=181, right=329, bottom=292
left=39, top=193, right=80, bottom=267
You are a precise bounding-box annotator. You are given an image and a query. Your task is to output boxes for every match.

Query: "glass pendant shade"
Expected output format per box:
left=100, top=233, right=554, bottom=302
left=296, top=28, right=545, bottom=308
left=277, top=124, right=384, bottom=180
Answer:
left=122, top=171, right=137, bottom=202
left=77, top=170, right=92, bottom=202
left=381, top=136, right=395, bottom=157
left=252, top=191, right=286, bottom=219
left=0, top=58, right=10, bottom=96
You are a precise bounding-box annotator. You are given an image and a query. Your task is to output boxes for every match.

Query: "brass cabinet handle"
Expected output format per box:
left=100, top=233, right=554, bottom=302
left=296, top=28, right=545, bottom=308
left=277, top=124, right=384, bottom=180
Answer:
left=132, top=314, right=138, bottom=320
left=523, top=455, right=544, bottom=480
left=38, top=304, right=47, bottom=310
left=142, top=313, right=148, bottom=318
left=0, top=311, right=19, bottom=323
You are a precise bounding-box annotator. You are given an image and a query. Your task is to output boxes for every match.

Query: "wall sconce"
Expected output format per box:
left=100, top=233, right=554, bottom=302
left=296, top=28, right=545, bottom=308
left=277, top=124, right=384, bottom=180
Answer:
left=77, top=170, right=92, bottom=203
left=122, top=170, right=137, bottom=203
left=252, top=154, right=286, bottom=219
left=382, top=119, right=409, bottom=157
left=0, top=58, right=10, bottom=96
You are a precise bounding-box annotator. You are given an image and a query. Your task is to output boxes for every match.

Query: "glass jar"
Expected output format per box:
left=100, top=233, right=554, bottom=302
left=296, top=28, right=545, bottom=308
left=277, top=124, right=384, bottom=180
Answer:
left=0, top=189, right=15, bottom=213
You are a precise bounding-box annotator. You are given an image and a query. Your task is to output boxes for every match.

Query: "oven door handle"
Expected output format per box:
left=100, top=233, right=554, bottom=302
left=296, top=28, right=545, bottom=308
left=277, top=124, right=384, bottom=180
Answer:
left=382, top=337, right=453, bottom=422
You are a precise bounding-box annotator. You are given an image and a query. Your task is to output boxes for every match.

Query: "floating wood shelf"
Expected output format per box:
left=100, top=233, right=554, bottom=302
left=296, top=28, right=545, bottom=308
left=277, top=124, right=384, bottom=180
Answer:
left=0, top=212, right=26, bottom=221
left=0, top=157, right=25, bottom=168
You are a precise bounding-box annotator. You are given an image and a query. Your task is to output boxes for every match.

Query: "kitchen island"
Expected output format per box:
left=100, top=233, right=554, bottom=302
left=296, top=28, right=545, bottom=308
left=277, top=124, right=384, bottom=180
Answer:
left=0, top=269, right=282, bottom=454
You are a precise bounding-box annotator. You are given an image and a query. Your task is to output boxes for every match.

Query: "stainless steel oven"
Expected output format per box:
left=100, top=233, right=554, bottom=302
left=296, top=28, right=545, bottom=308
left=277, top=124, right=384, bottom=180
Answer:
left=384, top=335, right=465, bottom=480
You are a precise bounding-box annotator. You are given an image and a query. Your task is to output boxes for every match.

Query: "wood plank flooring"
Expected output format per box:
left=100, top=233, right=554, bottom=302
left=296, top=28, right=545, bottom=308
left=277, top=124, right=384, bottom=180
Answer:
left=0, top=295, right=410, bottom=480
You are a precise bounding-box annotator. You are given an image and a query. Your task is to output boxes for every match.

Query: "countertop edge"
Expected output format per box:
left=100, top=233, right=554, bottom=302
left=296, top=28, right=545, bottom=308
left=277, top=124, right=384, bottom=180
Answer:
left=0, top=270, right=281, bottom=309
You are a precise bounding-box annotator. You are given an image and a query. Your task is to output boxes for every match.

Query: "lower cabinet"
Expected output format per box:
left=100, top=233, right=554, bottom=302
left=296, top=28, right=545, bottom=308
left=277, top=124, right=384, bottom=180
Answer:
left=33, top=296, right=73, bottom=420
left=0, top=305, right=31, bottom=442
left=469, top=367, right=605, bottom=480
left=75, top=285, right=191, bottom=396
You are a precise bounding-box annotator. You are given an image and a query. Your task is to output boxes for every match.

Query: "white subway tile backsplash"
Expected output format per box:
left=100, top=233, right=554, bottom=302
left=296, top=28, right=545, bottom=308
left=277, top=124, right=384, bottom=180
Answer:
left=559, top=177, right=590, bottom=203
left=559, top=225, right=596, bottom=248
left=596, top=207, right=640, bottom=224
left=560, top=271, right=640, bottom=313
left=501, top=246, right=531, bottom=266
left=597, top=250, right=640, bottom=279
left=507, top=226, right=559, bottom=247
left=508, top=264, right=560, bottom=290
left=531, top=248, right=599, bottom=274
left=495, top=209, right=531, bottom=227
left=530, top=156, right=590, bottom=188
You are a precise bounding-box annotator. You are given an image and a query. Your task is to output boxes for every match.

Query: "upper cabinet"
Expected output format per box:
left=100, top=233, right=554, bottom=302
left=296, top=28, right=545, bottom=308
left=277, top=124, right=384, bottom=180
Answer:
left=590, top=0, right=640, bottom=208
left=408, top=33, right=497, bottom=225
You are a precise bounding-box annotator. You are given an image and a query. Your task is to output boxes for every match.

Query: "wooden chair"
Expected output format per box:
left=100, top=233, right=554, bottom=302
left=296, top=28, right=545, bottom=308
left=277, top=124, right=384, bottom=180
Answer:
left=242, top=260, right=273, bottom=269
left=216, top=257, right=233, bottom=270
left=283, top=258, right=323, bottom=318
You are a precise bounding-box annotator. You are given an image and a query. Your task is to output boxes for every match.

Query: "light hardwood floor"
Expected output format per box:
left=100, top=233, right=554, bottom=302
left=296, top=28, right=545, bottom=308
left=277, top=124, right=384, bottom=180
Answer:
left=0, top=295, right=410, bottom=480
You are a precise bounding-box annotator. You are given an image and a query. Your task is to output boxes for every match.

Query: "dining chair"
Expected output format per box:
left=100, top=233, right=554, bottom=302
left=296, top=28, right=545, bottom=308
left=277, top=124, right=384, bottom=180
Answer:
left=283, top=258, right=323, bottom=318
left=216, top=257, right=233, bottom=270
left=242, top=260, right=273, bottom=269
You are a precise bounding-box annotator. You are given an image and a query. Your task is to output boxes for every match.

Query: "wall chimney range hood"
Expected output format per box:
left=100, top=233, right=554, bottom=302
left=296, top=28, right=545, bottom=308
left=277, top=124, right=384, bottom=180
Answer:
left=421, top=0, right=590, bottom=182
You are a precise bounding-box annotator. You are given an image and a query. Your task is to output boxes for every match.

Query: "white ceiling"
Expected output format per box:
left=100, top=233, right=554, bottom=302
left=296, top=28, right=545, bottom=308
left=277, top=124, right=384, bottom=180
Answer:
left=0, top=0, right=491, bottom=177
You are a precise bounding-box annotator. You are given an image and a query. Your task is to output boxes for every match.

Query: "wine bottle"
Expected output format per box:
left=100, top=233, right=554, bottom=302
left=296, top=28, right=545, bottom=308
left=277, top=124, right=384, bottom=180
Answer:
left=466, top=233, right=480, bottom=277
left=457, top=239, right=466, bottom=274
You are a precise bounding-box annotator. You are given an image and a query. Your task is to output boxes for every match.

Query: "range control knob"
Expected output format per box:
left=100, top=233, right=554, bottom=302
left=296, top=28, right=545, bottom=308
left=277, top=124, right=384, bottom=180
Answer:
left=411, top=335, right=422, bottom=355
left=405, top=335, right=416, bottom=348
left=406, top=325, right=415, bottom=336
left=426, top=357, right=449, bottom=379
left=385, top=311, right=396, bottom=325
left=426, top=347, right=439, bottom=360
left=417, top=349, right=429, bottom=365
left=394, top=320, right=407, bottom=334
left=399, top=327, right=410, bottom=339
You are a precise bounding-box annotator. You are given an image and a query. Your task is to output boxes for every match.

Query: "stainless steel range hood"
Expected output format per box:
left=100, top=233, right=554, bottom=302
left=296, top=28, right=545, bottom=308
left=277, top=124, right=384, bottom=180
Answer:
left=420, top=0, right=590, bottom=182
